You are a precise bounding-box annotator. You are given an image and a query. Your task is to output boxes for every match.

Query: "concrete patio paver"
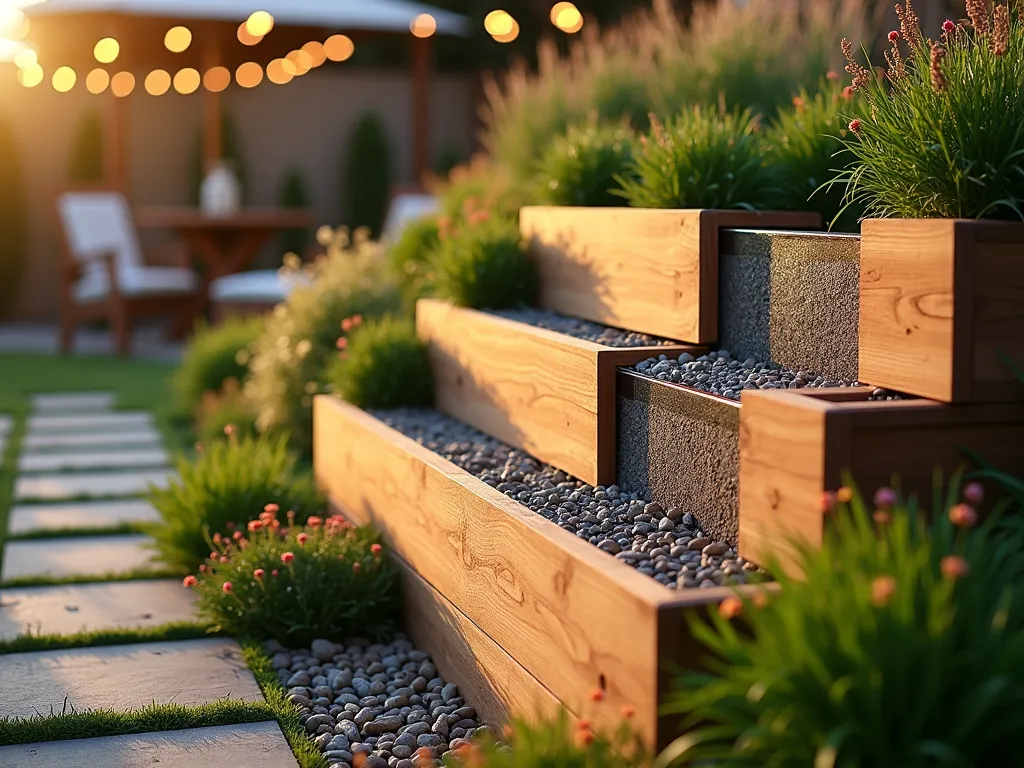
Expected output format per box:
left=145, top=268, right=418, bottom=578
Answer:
left=0, top=414, right=12, bottom=435
left=19, top=448, right=170, bottom=474
left=27, top=412, right=154, bottom=434
left=1, top=535, right=156, bottom=581
left=30, top=392, right=116, bottom=413
left=0, top=638, right=263, bottom=719
left=21, top=430, right=164, bottom=452
left=8, top=499, right=161, bottom=535
left=0, top=580, right=195, bottom=639
left=14, top=470, right=172, bottom=502
left=0, top=721, right=297, bottom=768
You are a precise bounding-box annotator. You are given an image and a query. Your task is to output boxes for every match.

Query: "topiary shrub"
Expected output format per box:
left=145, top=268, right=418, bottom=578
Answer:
left=766, top=80, right=864, bottom=231
left=837, top=1, right=1024, bottom=219
left=613, top=107, right=781, bottom=210
left=0, top=114, right=26, bottom=317
left=184, top=509, right=401, bottom=645
left=342, top=113, right=392, bottom=238
left=432, top=215, right=538, bottom=310
left=535, top=123, right=635, bottom=207
left=328, top=316, right=433, bottom=409
left=148, top=432, right=324, bottom=574
left=174, top=317, right=262, bottom=415
left=244, top=228, right=402, bottom=456
left=661, top=479, right=1024, bottom=766
left=278, top=168, right=311, bottom=257
left=68, top=109, right=104, bottom=182
left=387, top=215, right=440, bottom=309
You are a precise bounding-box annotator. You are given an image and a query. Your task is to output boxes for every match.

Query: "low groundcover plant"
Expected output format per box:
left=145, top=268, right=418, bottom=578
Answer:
left=185, top=506, right=401, bottom=645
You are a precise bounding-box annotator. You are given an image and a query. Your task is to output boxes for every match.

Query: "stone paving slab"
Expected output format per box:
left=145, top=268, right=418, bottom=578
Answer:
left=26, top=412, right=154, bottom=434
left=15, top=470, right=172, bottom=502
left=0, top=721, right=297, bottom=768
left=31, top=392, right=116, bottom=413
left=0, top=414, right=11, bottom=435
left=1, top=535, right=156, bottom=581
left=0, top=639, right=263, bottom=720
left=8, top=499, right=161, bottom=535
left=19, top=448, right=170, bottom=474
left=0, top=580, right=195, bottom=639
left=22, top=430, right=164, bottom=452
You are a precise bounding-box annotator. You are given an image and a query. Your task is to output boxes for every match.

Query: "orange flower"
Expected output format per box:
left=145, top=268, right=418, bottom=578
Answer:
left=248, top=520, right=263, bottom=532
left=210, top=551, right=218, bottom=560
left=873, top=510, right=892, bottom=525
left=336, top=337, right=348, bottom=350
left=837, top=486, right=853, bottom=503
left=589, top=688, right=604, bottom=702
left=182, top=575, right=197, bottom=587
left=264, top=503, right=280, bottom=515
left=752, top=591, right=769, bottom=610
left=719, top=596, right=744, bottom=620
left=621, top=704, right=635, bottom=718
left=941, top=555, right=970, bottom=580
left=307, top=516, right=322, bottom=529
left=575, top=729, right=595, bottom=747
left=949, top=503, right=978, bottom=527
left=212, top=533, right=222, bottom=545
left=281, top=551, right=295, bottom=564
left=871, top=575, right=896, bottom=607
left=223, top=424, right=235, bottom=436
left=232, top=531, right=242, bottom=541
left=351, top=314, right=363, bottom=326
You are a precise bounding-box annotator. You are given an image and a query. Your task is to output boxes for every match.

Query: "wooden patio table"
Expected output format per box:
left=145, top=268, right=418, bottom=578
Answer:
left=134, top=207, right=315, bottom=281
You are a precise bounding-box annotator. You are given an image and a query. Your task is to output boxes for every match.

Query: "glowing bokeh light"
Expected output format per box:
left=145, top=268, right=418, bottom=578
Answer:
left=323, top=34, right=354, bottom=62
left=165, top=26, right=192, bottom=53
left=0, top=7, right=29, bottom=41
left=266, top=58, right=293, bottom=85
left=552, top=2, right=583, bottom=32
left=173, top=67, right=201, bottom=94
left=203, top=66, right=231, bottom=92
left=235, top=61, right=263, bottom=88
left=93, top=37, right=119, bottom=64
left=52, top=65, right=76, bottom=92
left=144, top=69, right=171, bottom=95
left=410, top=13, right=437, bottom=38
left=492, top=18, right=520, bottom=43
left=484, top=10, right=514, bottom=36
left=111, top=71, right=135, bottom=97
left=245, top=10, right=274, bottom=37
left=13, top=47, right=37, bottom=69
left=286, top=49, right=312, bottom=76
left=17, top=64, right=43, bottom=88
left=86, top=68, right=110, bottom=94
left=301, top=41, right=326, bottom=67
left=237, top=22, right=262, bottom=46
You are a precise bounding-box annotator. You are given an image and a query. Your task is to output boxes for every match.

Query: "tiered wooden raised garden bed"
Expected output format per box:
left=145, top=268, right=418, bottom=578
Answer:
left=313, top=395, right=752, bottom=750
left=520, top=206, right=821, bottom=344
left=739, top=387, right=1024, bottom=574
left=416, top=297, right=701, bottom=486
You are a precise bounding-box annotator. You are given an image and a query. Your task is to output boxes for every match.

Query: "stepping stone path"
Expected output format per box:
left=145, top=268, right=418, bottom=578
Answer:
left=0, top=721, right=297, bottom=768
left=8, top=499, right=160, bottom=535
left=0, top=392, right=299, bottom=765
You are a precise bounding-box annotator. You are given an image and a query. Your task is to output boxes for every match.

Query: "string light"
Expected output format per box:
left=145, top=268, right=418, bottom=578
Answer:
left=484, top=10, right=515, bottom=36
left=323, top=34, right=354, bottom=62
left=245, top=11, right=274, bottom=37
left=301, top=41, right=326, bottom=67
left=410, top=13, right=437, bottom=38
left=13, top=48, right=37, bottom=69
left=93, top=37, right=119, bottom=64
left=266, top=58, right=293, bottom=85
left=286, top=49, right=313, bottom=76
left=173, top=67, right=201, bottom=94
left=235, top=61, right=263, bottom=88
left=203, top=66, right=231, bottom=92
left=144, top=69, right=171, bottom=95
left=52, top=66, right=76, bottom=92
left=164, top=26, right=192, bottom=53
left=86, top=68, right=110, bottom=94
left=17, top=64, right=43, bottom=88
left=493, top=20, right=520, bottom=42
left=551, top=2, right=583, bottom=33
left=111, top=71, right=135, bottom=97
left=237, top=22, right=262, bottom=46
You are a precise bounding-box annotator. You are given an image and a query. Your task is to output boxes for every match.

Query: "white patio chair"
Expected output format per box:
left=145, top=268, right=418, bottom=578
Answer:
left=56, top=190, right=201, bottom=356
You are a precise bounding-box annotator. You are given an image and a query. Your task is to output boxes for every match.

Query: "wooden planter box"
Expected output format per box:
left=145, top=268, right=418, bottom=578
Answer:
left=860, top=219, right=1024, bottom=402
left=739, top=387, right=1024, bottom=575
left=314, top=395, right=756, bottom=750
left=520, top=206, right=821, bottom=344
left=416, top=298, right=700, bottom=486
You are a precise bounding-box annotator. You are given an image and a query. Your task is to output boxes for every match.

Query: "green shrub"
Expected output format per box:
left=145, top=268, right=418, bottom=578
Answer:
left=278, top=168, right=310, bottom=257
left=148, top=433, right=324, bottom=574
left=435, top=156, right=527, bottom=226
left=195, top=379, right=259, bottom=446
left=660, top=480, right=1024, bottom=766
left=343, top=113, right=392, bottom=237
left=0, top=114, right=26, bottom=318
left=766, top=81, right=864, bottom=231
left=329, top=316, right=433, bottom=409
left=535, top=123, right=635, bottom=207
left=186, top=510, right=401, bottom=645
left=174, top=317, right=262, bottom=415
left=433, top=216, right=538, bottom=310
left=244, top=229, right=401, bottom=456
left=387, top=215, right=440, bottom=308
left=68, top=109, right=104, bottom=182
left=838, top=2, right=1024, bottom=219
left=614, top=108, right=780, bottom=210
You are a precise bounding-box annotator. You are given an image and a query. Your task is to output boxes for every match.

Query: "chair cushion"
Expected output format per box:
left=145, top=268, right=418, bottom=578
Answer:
left=57, top=192, right=144, bottom=282
left=73, top=266, right=200, bottom=304
left=209, top=270, right=311, bottom=303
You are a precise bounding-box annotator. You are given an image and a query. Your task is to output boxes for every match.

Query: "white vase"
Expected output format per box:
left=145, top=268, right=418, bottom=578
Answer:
left=200, top=161, right=241, bottom=216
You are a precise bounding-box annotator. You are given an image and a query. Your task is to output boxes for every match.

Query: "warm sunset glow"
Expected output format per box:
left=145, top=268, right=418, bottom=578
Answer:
left=410, top=13, right=437, bottom=38
left=235, top=61, right=263, bottom=88
left=245, top=10, right=274, bottom=37
left=484, top=10, right=515, bottom=36
left=52, top=66, right=76, bottom=92
left=266, top=58, right=293, bottom=85
left=94, top=37, right=119, bottom=64
left=324, top=34, right=354, bottom=62
left=237, top=22, right=262, bottom=46
left=13, top=47, right=36, bottom=69
left=17, top=64, right=43, bottom=88
left=164, top=26, right=192, bottom=53
left=86, top=68, right=110, bottom=94
left=173, top=67, right=200, bottom=94
left=203, top=66, right=231, bottom=92
left=111, top=71, right=135, bottom=97
left=301, top=41, right=326, bottom=67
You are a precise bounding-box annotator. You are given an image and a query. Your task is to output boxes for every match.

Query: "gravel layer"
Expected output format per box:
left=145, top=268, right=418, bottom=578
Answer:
left=269, top=635, right=493, bottom=768
left=374, top=408, right=757, bottom=590
left=629, top=349, right=899, bottom=401
left=491, top=308, right=677, bottom=348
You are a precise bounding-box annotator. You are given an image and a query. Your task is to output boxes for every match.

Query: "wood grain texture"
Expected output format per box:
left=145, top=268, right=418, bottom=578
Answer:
left=416, top=298, right=697, bottom=485
left=739, top=388, right=1024, bottom=575
left=860, top=218, right=1024, bottom=402
left=313, top=395, right=742, bottom=749
left=520, top=206, right=821, bottom=343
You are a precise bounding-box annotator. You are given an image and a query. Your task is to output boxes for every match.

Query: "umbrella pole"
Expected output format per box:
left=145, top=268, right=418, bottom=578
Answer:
left=411, top=34, right=432, bottom=186
left=202, top=34, right=223, bottom=173
left=105, top=90, right=129, bottom=193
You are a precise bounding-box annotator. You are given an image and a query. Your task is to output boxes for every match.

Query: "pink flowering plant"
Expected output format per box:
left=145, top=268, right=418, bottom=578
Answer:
left=185, top=505, right=401, bottom=644
left=837, top=1, right=1024, bottom=219
left=660, top=477, right=1024, bottom=766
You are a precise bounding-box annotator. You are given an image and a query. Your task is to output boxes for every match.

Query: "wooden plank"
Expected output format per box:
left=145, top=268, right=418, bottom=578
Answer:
left=416, top=298, right=696, bottom=485
left=312, top=395, right=740, bottom=749
left=397, top=555, right=568, bottom=729
left=520, top=206, right=820, bottom=343
left=739, top=389, right=1024, bottom=575
left=859, top=218, right=1024, bottom=402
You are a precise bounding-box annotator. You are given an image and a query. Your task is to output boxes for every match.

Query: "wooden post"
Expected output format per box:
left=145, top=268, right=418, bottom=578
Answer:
left=411, top=34, right=432, bottom=185
left=105, top=92, right=128, bottom=193
left=202, top=34, right=223, bottom=174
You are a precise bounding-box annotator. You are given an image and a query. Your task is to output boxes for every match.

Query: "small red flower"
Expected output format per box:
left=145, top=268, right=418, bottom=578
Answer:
left=826, top=70, right=839, bottom=81
left=351, top=314, right=363, bottom=326
left=307, top=516, right=322, bottom=529
left=820, top=491, right=837, bottom=514
left=352, top=561, right=363, bottom=573
left=370, top=543, right=382, bottom=556
left=341, top=317, right=354, bottom=332
left=222, top=581, right=233, bottom=593
left=849, top=118, right=862, bottom=133
left=719, top=596, right=744, bottom=620
left=254, top=568, right=265, bottom=580
left=874, top=487, right=897, bottom=509
left=963, top=482, right=984, bottom=506
left=621, top=705, right=635, bottom=718
left=271, top=569, right=280, bottom=577
left=942, top=19, right=956, bottom=33
left=232, top=531, right=242, bottom=541
left=575, top=729, right=595, bottom=747
left=281, top=551, right=295, bottom=564
left=219, top=556, right=229, bottom=564
left=297, top=533, right=309, bottom=546
left=223, top=424, right=235, bottom=436
left=589, top=688, right=604, bottom=703
left=941, top=555, right=969, bottom=581
left=336, top=337, right=348, bottom=350
left=210, top=551, right=218, bottom=560
left=212, top=533, right=222, bottom=545
left=576, top=718, right=592, bottom=731
left=264, top=503, right=280, bottom=514
left=842, top=85, right=855, bottom=101
left=871, top=575, right=896, bottom=607
left=183, top=575, right=197, bottom=587
left=888, top=30, right=899, bottom=42
left=949, top=503, right=978, bottom=528
left=198, top=564, right=207, bottom=572
left=248, top=520, right=263, bottom=532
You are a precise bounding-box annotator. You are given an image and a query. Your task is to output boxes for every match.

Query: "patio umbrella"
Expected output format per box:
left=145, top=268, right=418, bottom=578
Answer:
left=18, top=0, right=469, bottom=190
